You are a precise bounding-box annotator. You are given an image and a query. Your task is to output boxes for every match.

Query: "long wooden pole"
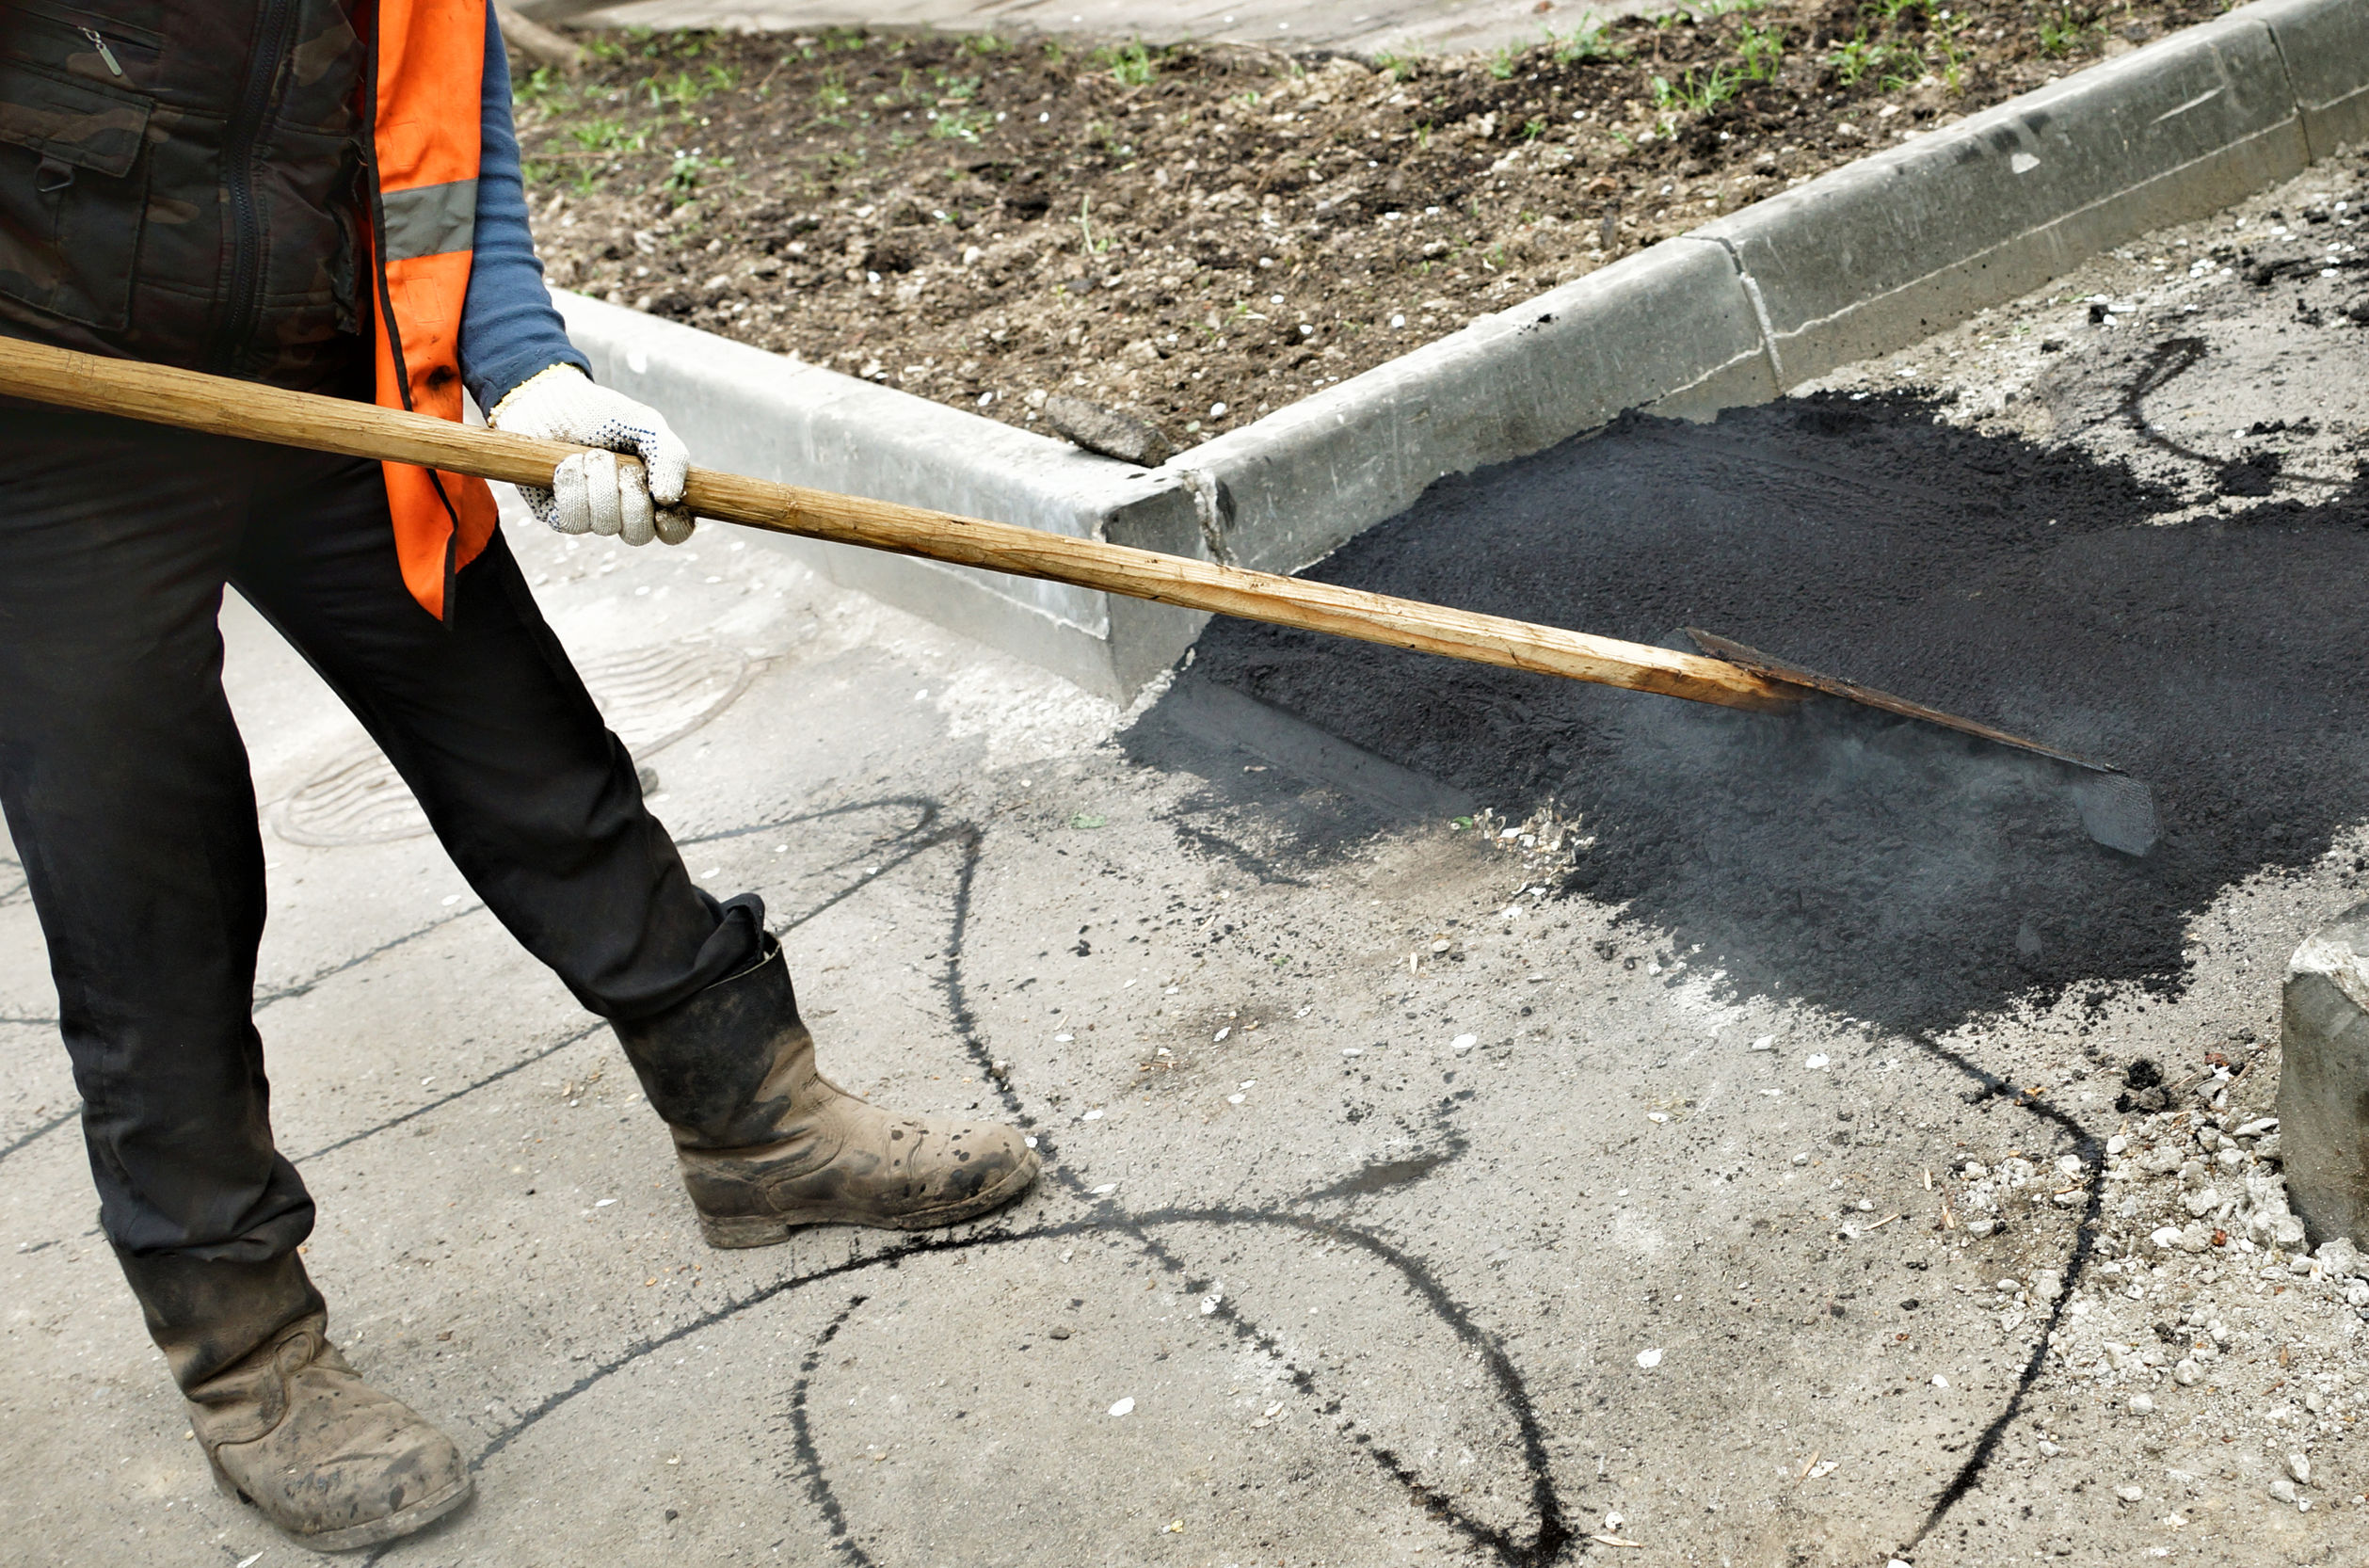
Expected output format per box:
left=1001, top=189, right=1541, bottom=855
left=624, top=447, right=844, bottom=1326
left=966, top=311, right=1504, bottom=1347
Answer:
left=0, top=336, right=1799, bottom=713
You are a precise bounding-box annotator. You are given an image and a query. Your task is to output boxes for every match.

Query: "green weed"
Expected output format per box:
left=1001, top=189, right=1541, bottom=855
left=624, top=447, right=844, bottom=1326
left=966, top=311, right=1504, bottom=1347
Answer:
left=1548, top=22, right=1621, bottom=62
left=930, top=104, right=993, bottom=140
left=567, top=115, right=648, bottom=155
left=1651, top=63, right=1742, bottom=112
left=1077, top=194, right=1114, bottom=255
left=1827, top=33, right=1920, bottom=85
left=2037, top=3, right=2102, bottom=56
left=1095, top=40, right=1157, bottom=85
left=1737, top=23, right=1784, bottom=81
left=643, top=63, right=737, bottom=112
left=514, top=64, right=569, bottom=109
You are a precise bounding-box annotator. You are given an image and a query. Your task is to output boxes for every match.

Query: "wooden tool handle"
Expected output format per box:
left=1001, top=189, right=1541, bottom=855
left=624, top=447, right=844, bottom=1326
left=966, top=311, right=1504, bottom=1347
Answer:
left=0, top=335, right=1799, bottom=713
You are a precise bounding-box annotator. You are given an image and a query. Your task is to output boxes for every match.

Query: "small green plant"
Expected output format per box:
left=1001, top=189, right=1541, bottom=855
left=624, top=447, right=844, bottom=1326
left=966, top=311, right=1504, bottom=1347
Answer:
left=1827, top=34, right=1920, bottom=86
left=1927, top=9, right=1973, bottom=90
left=1651, top=62, right=1741, bottom=112
left=1521, top=115, right=1547, bottom=139
left=513, top=64, right=568, bottom=109
left=1414, top=120, right=1433, bottom=149
left=665, top=149, right=705, bottom=192
left=1737, top=23, right=1784, bottom=81
left=1372, top=50, right=1419, bottom=81
left=567, top=115, right=648, bottom=156
left=960, top=31, right=1007, bottom=55
left=643, top=62, right=738, bottom=113
left=2037, top=3, right=2101, bottom=56
left=1041, top=39, right=1065, bottom=63
left=1096, top=40, right=1157, bottom=86
left=1550, top=23, right=1622, bottom=63
left=1488, top=43, right=1521, bottom=79
left=815, top=68, right=850, bottom=110
left=931, top=104, right=993, bottom=140
left=1077, top=194, right=1114, bottom=255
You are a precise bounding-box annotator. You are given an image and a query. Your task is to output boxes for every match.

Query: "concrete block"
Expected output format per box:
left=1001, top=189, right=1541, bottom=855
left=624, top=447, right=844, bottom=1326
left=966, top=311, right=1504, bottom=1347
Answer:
left=1168, top=239, right=1773, bottom=578
left=2249, top=0, right=2369, bottom=157
left=2280, top=904, right=2369, bottom=1248
left=1701, top=12, right=2311, bottom=386
left=555, top=291, right=1205, bottom=700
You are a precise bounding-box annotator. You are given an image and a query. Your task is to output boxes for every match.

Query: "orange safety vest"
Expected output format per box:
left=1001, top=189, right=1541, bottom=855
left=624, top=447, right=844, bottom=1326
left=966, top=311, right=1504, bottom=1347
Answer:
left=365, top=0, right=499, bottom=620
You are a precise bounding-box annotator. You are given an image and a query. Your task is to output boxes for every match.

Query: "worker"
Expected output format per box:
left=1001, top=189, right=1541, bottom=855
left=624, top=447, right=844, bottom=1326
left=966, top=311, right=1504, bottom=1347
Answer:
left=0, top=1, right=1037, bottom=1550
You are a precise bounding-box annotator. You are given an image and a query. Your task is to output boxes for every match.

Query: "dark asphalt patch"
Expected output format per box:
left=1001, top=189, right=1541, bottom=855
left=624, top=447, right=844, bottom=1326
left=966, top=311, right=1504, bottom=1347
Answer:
left=1142, top=392, right=2369, bottom=1037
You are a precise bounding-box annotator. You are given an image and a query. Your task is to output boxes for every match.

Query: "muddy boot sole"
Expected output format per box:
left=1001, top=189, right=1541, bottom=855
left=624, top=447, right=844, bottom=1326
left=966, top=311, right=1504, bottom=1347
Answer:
left=210, top=1455, right=474, bottom=1554
left=696, top=1150, right=1039, bottom=1248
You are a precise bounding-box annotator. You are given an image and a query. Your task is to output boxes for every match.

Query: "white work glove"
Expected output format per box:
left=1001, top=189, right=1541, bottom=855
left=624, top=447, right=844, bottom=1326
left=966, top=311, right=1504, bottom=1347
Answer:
left=488, top=363, right=695, bottom=546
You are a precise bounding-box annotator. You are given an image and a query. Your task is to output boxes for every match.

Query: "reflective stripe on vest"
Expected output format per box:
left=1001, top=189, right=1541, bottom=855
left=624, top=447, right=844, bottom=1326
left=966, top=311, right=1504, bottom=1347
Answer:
left=369, top=0, right=497, bottom=620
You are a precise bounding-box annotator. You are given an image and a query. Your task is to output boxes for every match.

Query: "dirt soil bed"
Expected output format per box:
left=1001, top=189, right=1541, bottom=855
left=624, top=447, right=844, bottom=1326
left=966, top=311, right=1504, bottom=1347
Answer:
left=517, top=0, right=2223, bottom=447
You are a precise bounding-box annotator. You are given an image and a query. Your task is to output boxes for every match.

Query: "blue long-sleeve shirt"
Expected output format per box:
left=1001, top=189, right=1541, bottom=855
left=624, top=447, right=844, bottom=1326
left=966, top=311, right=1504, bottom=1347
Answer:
left=459, top=8, right=589, bottom=414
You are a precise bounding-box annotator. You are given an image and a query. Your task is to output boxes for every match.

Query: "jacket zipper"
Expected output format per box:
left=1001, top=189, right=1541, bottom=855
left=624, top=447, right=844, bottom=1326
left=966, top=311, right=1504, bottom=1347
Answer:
left=204, top=0, right=298, bottom=375
left=76, top=26, right=123, bottom=76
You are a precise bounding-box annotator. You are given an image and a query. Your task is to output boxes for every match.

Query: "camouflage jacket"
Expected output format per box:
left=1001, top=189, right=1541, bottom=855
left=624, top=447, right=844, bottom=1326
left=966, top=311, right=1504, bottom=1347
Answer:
left=0, top=1, right=368, bottom=392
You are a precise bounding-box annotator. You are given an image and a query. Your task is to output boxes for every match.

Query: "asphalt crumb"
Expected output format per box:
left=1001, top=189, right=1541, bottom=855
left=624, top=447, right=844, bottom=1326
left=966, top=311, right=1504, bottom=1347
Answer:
left=1150, top=391, right=2369, bottom=1036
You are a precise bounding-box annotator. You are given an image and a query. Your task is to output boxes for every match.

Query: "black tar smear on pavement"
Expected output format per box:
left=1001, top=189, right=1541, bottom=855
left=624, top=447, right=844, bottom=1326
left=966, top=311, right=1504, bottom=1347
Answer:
left=1144, top=392, right=2369, bottom=1038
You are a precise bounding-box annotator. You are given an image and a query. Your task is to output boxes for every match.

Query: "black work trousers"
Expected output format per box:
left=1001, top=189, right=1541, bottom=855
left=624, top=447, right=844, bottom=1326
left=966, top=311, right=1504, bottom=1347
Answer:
left=0, top=406, right=762, bottom=1272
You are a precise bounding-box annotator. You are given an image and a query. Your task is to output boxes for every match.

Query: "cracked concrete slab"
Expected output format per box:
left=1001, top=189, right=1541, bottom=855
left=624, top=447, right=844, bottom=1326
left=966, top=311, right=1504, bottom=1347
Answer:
left=8, top=165, right=2369, bottom=1568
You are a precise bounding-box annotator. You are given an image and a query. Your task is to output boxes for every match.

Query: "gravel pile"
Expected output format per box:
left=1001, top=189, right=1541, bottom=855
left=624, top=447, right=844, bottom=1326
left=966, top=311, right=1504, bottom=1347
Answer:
left=1956, top=1063, right=2366, bottom=1520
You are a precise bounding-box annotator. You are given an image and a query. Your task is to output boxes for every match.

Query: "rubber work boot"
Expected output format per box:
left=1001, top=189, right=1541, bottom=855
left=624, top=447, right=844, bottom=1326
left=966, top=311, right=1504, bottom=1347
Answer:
left=119, top=1250, right=471, bottom=1552
left=614, top=936, right=1039, bottom=1246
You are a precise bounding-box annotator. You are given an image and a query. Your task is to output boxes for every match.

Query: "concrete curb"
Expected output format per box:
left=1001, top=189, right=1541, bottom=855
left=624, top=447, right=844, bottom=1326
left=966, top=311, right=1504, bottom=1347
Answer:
left=1690, top=7, right=2311, bottom=387
left=2281, top=905, right=2369, bottom=1248
left=564, top=0, right=2369, bottom=698
left=559, top=293, right=1206, bottom=698
left=1170, top=238, right=1776, bottom=578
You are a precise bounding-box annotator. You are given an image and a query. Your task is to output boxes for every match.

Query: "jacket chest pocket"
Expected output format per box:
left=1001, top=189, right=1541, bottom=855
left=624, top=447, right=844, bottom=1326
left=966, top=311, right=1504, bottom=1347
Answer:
left=0, top=57, right=152, bottom=328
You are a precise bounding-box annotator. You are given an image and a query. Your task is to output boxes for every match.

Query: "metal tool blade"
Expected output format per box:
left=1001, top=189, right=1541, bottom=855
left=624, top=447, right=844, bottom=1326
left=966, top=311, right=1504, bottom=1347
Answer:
left=1685, top=627, right=2158, bottom=856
